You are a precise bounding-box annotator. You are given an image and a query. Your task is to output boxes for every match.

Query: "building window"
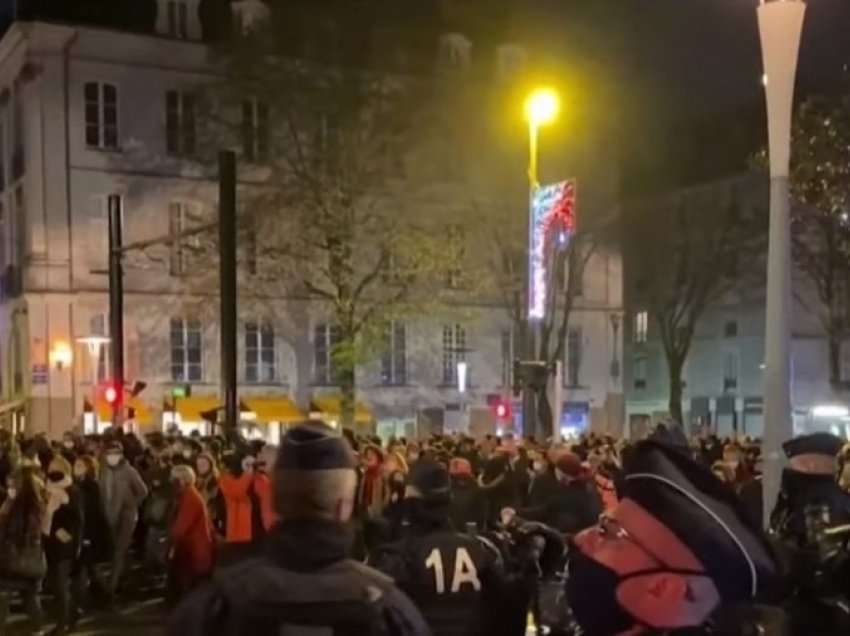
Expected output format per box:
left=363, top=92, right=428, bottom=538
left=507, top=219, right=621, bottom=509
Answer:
left=314, top=324, right=340, bottom=385
left=245, top=322, right=276, bottom=383
left=170, top=318, right=203, bottom=382
left=723, top=351, right=739, bottom=392
left=166, top=91, right=196, bottom=157
left=634, top=310, right=648, bottom=344
left=566, top=327, right=583, bottom=387
left=84, top=82, right=118, bottom=149
left=91, top=314, right=109, bottom=383
left=12, top=186, right=25, bottom=268
left=501, top=328, right=514, bottom=388
left=11, top=85, right=23, bottom=180
left=633, top=356, right=647, bottom=390
left=242, top=99, right=269, bottom=162
left=446, top=225, right=464, bottom=288
left=168, top=0, right=189, bottom=39
left=381, top=321, right=407, bottom=385
left=724, top=321, right=738, bottom=338
left=442, top=324, right=466, bottom=385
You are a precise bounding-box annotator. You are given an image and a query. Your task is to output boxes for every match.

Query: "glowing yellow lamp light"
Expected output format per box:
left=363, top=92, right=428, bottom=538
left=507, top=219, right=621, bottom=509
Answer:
left=524, top=88, right=560, bottom=127
left=50, top=340, right=73, bottom=370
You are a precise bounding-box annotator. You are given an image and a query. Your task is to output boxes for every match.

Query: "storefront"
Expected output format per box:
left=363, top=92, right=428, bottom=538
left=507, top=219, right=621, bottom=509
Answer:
left=0, top=399, right=26, bottom=435
left=310, top=395, right=373, bottom=431
left=162, top=395, right=221, bottom=437
left=240, top=396, right=305, bottom=446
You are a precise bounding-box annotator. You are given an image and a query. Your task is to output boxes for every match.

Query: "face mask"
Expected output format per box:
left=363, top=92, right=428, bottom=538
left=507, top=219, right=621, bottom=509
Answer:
left=6, top=488, right=15, bottom=500
left=566, top=548, right=636, bottom=636
left=182, top=449, right=193, bottom=459
left=48, top=471, right=65, bottom=483
left=106, top=454, right=121, bottom=467
left=63, top=441, right=74, bottom=450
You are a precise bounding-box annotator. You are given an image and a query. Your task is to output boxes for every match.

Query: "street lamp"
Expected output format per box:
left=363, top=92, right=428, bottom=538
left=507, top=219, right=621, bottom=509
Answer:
left=523, top=87, right=559, bottom=440
left=77, top=335, right=109, bottom=432
left=757, top=0, right=806, bottom=527
left=524, top=88, right=560, bottom=188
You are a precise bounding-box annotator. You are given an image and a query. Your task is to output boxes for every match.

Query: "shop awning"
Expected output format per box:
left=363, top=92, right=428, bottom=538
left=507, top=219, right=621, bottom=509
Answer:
left=96, top=396, right=153, bottom=424
left=167, top=396, right=222, bottom=423
left=311, top=395, right=373, bottom=424
left=241, top=396, right=304, bottom=424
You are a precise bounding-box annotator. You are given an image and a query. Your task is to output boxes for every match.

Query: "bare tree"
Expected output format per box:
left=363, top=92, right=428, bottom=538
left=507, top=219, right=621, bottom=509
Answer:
left=626, top=184, right=765, bottom=424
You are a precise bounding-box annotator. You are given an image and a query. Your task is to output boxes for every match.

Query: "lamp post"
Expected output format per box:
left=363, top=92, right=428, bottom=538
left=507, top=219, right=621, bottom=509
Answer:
left=757, top=0, right=806, bottom=527
left=523, top=88, right=559, bottom=440
left=77, top=335, right=110, bottom=433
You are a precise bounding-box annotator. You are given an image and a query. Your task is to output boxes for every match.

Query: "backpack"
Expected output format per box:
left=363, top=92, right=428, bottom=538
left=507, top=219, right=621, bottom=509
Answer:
left=202, top=559, right=395, bottom=636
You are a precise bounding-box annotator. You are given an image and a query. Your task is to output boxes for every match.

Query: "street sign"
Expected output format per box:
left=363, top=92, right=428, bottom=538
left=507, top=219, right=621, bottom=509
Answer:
left=172, top=386, right=187, bottom=398
left=31, top=364, right=48, bottom=385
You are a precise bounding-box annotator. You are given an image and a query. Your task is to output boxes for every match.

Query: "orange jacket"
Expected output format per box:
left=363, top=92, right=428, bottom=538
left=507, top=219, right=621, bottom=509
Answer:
left=252, top=472, right=278, bottom=531
left=170, top=485, right=214, bottom=577
left=218, top=473, right=254, bottom=543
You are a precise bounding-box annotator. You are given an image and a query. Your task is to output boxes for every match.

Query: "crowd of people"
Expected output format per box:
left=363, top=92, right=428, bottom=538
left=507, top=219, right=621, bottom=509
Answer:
left=0, top=421, right=844, bottom=635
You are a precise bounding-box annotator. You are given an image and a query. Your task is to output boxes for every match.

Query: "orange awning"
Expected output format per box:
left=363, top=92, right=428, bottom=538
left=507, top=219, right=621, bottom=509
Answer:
left=241, top=396, right=304, bottom=424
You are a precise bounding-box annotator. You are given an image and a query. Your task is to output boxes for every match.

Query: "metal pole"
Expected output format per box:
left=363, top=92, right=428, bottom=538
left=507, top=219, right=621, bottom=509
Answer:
left=758, top=0, right=805, bottom=527
left=218, top=151, right=238, bottom=432
left=107, top=194, right=124, bottom=428
left=524, top=122, right=540, bottom=440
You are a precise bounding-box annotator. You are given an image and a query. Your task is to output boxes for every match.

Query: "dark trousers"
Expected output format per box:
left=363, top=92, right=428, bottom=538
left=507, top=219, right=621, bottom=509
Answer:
left=51, top=559, right=77, bottom=630
left=0, top=579, right=42, bottom=635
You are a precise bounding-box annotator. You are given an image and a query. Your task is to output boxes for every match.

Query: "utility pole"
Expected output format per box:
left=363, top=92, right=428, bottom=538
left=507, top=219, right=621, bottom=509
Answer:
left=218, top=151, right=238, bottom=432
left=108, top=194, right=125, bottom=427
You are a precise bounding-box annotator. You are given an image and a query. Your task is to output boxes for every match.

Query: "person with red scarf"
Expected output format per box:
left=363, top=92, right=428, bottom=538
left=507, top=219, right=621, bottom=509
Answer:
left=357, top=445, right=386, bottom=519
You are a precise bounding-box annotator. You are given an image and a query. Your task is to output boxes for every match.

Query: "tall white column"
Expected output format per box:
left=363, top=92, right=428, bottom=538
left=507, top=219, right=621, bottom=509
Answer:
left=758, top=0, right=806, bottom=528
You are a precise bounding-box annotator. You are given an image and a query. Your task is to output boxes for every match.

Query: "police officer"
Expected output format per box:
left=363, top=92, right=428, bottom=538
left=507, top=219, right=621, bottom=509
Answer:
left=371, top=459, right=505, bottom=636
left=770, top=432, right=850, bottom=543
left=169, top=421, right=430, bottom=636
left=566, top=439, right=784, bottom=635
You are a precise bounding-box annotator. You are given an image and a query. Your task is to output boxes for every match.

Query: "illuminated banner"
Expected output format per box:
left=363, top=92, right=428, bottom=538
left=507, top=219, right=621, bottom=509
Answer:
left=528, top=179, right=576, bottom=320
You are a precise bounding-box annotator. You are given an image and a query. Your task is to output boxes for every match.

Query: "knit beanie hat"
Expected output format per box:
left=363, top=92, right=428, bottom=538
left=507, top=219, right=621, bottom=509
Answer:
left=408, top=459, right=451, bottom=505
left=274, top=421, right=357, bottom=520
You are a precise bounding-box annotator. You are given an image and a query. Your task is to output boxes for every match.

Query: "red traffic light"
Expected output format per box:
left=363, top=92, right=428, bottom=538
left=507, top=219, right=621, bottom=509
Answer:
left=493, top=400, right=512, bottom=421
left=104, top=385, right=119, bottom=405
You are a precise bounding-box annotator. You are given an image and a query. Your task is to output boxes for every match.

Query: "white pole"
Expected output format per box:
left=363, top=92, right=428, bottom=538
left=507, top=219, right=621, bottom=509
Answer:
left=757, top=0, right=806, bottom=529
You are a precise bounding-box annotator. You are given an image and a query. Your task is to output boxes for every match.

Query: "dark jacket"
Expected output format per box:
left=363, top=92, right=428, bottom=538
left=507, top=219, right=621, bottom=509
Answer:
left=371, top=513, right=502, bottom=636
left=527, top=469, right=559, bottom=510
left=771, top=468, right=850, bottom=542
left=170, top=520, right=430, bottom=636
left=44, top=479, right=83, bottom=564
left=448, top=475, right=486, bottom=533
left=77, top=476, right=112, bottom=563
left=520, top=477, right=602, bottom=535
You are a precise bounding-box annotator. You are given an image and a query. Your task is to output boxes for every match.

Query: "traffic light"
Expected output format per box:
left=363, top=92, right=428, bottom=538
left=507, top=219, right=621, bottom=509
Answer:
left=487, top=395, right=513, bottom=421
left=104, top=384, right=120, bottom=406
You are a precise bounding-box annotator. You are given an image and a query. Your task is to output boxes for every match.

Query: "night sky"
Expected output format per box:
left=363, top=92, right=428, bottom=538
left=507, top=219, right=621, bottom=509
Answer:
left=627, top=0, right=850, bottom=117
